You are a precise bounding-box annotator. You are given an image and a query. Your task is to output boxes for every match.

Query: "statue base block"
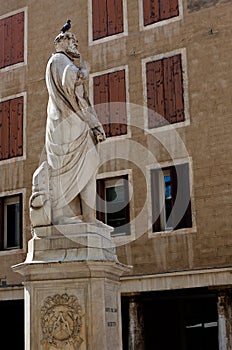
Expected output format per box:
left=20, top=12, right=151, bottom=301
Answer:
left=13, top=223, right=131, bottom=350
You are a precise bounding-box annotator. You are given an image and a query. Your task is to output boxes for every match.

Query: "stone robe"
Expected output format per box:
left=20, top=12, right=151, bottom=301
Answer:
left=45, top=52, right=102, bottom=209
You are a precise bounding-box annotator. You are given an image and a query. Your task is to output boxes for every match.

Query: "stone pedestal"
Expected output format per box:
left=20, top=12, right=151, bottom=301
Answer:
left=13, top=223, right=130, bottom=350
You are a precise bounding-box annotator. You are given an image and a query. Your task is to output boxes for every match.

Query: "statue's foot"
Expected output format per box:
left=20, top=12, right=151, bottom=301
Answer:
left=52, top=216, right=83, bottom=225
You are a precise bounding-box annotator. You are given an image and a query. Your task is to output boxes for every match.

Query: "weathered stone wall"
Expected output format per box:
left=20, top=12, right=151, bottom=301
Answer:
left=0, top=0, right=231, bottom=285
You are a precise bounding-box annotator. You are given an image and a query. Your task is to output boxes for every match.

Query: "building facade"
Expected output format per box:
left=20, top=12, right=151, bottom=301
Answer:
left=0, top=0, right=231, bottom=348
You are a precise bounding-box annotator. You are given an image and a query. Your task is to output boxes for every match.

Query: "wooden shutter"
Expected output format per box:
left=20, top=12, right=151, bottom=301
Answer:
left=4, top=16, right=12, bottom=68
left=9, top=97, right=23, bottom=158
left=0, top=197, right=3, bottom=250
left=11, top=12, right=24, bottom=66
left=0, top=101, right=10, bottom=160
left=146, top=60, right=166, bottom=128
left=96, top=179, right=106, bottom=223
left=108, top=70, right=127, bottom=136
left=0, top=20, right=4, bottom=68
left=170, top=164, right=192, bottom=229
left=151, top=169, right=161, bottom=232
left=107, top=0, right=123, bottom=36
left=163, top=56, right=176, bottom=124
left=143, top=0, right=160, bottom=26
left=173, top=54, right=184, bottom=122
left=93, top=74, right=111, bottom=137
left=143, top=0, right=179, bottom=25
left=92, top=0, right=107, bottom=40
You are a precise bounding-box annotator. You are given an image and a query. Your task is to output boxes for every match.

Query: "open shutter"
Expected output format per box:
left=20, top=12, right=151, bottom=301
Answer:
left=170, top=164, right=192, bottom=230
left=151, top=169, right=161, bottom=232
left=0, top=197, right=3, bottom=250
left=92, top=0, right=107, bottom=40
left=96, top=179, right=106, bottom=223
left=108, top=70, right=127, bottom=136
left=122, top=175, right=130, bottom=234
left=11, top=12, right=24, bottom=65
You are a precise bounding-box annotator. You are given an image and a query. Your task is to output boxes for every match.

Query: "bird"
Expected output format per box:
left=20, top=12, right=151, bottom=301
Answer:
left=61, top=19, right=71, bottom=33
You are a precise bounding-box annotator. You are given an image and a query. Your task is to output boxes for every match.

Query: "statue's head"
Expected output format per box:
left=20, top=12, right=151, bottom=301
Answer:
left=54, top=32, right=80, bottom=59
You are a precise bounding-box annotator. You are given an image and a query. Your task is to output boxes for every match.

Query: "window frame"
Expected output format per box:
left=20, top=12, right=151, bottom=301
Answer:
left=88, top=0, right=128, bottom=45
left=139, top=0, right=183, bottom=31
left=147, top=159, right=196, bottom=237
left=0, top=190, right=25, bottom=253
left=0, top=92, right=26, bottom=164
left=0, top=7, right=27, bottom=72
left=89, top=65, right=131, bottom=141
left=96, top=170, right=135, bottom=243
left=142, top=48, right=190, bottom=134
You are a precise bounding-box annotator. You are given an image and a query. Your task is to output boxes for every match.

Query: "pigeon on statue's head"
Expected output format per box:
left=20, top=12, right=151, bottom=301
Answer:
left=61, top=19, right=71, bottom=33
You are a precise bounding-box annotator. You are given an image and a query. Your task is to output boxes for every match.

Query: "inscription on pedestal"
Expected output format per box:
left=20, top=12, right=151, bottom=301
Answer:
left=40, top=293, right=83, bottom=349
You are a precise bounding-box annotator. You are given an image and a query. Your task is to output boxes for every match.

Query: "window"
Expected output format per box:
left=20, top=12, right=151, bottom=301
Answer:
left=0, top=96, right=23, bottom=160
left=0, top=12, right=24, bottom=69
left=151, top=163, right=192, bottom=232
left=146, top=54, right=185, bottom=128
left=0, top=194, right=22, bottom=250
left=96, top=176, right=130, bottom=235
left=143, top=0, right=179, bottom=26
left=93, top=69, right=127, bottom=137
left=92, top=0, right=124, bottom=41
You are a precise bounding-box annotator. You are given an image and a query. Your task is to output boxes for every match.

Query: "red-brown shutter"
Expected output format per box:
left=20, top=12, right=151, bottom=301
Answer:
left=96, top=179, right=106, bottom=223
left=108, top=70, right=127, bottom=136
left=4, top=16, right=12, bottom=68
left=11, top=12, right=24, bottom=66
left=143, top=0, right=160, bottom=26
left=163, top=56, right=176, bottom=124
left=0, top=197, right=3, bottom=250
left=107, top=0, right=123, bottom=36
left=173, top=54, right=185, bottom=122
left=92, top=0, right=107, bottom=40
left=9, top=97, right=23, bottom=158
left=151, top=169, right=161, bottom=232
left=93, top=74, right=110, bottom=137
left=0, top=101, right=10, bottom=160
left=0, top=20, right=4, bottom=68
left=146, top=60, right=165, bottom=128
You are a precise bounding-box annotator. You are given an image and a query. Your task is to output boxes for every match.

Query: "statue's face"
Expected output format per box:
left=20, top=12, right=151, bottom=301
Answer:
left=63, top=35, right=80, bottom=59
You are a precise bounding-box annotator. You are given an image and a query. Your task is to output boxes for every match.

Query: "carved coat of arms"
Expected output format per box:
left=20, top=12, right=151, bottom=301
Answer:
left=40, top=293, right=83, bottom=349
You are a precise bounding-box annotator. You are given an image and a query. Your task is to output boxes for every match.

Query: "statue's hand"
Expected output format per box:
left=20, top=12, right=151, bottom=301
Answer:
left=92, top=127, right=106, bottom=143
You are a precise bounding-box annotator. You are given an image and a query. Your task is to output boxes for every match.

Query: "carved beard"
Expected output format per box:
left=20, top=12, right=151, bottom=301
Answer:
left=66, top=45, right=80, bottom=59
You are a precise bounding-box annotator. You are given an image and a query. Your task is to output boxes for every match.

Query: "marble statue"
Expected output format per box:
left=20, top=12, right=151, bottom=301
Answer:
left=30, top=31, right=106, bottom=227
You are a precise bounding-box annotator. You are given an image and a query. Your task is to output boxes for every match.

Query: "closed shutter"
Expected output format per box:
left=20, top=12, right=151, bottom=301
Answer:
left=108, top=70, right=127, bottom=136
left=92, top=0, right=123, bottom=40
left=92, top=0, right=107, bottom=40
left=9, top=97, right=23, bottom=158
left=11, top=12, right=24, bottom=66
left=147, top=55, right=184, bottom=128
left=146, top=60, right=165, bottom=128
left=170, top=164, right=192, bottom=229
left=107, top=0, right=123, bottom=36
left=93, top=74, right=110, bottom=137
left=0, top=101, right=10, bottom=160
left=143, top=0, right=179, bottom=26
left=0, top=12, right=24, bottom=69
left=4, top=17, right=12, bottom=68
left=0, top=197, right=3, bottom=250
left=151, top=169, right=161, bottom=232
left=96, top=179, right=106, bottom=223
left=173, top=54, right=185, bottom=122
